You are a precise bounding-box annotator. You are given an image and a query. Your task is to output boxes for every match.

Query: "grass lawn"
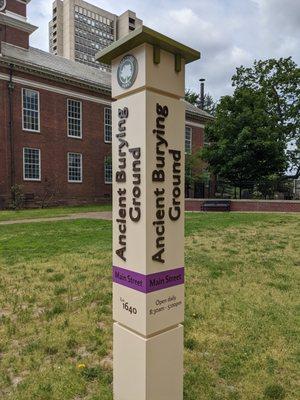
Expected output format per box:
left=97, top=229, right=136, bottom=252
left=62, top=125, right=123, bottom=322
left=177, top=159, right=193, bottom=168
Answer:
left=0, top=204, right=112, bottom=222
left=0, top=213, right=299, bottom=400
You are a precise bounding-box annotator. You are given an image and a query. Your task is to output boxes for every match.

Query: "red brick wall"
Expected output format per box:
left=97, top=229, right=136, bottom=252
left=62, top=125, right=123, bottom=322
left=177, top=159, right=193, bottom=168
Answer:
left=0, top=26, right=29, bottom=49
left=0, top=0, right=30, bottom=49
left=0, top=71, right=112, bottom=208
left=0, top=68, right=209, bottom=208
left=6, top=0, right=27, bottom=17
left=185, top=119, right=216, bottom=198
left=0, top=79, right=10, bottom=207
left=185, top=199, right=300, bottom=213
left=185, top=120, right=205, bottom=150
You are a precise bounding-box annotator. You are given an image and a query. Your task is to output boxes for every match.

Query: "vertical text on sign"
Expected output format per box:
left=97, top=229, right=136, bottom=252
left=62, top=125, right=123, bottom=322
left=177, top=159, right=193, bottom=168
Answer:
left=115, top=106, right=142, bottom=263
left=152, top=102, right=183, bottom=264
left=115, top=107, right=128, bottom=262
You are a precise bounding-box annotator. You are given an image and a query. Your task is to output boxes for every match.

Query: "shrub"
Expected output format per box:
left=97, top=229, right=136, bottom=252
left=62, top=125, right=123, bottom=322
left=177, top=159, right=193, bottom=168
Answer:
left=9, top=185, right=25, bottom=210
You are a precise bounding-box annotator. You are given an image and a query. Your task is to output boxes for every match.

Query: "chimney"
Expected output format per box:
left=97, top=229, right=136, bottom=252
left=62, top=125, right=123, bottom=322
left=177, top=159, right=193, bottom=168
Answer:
left=199, top=78, right=205, bottom=110
left=0, top=0, right=37, bottom=49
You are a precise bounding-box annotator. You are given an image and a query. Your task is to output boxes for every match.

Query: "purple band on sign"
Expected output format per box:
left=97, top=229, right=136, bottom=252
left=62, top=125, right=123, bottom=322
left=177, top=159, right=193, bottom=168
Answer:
left=113, top=266, right=184, bottom=293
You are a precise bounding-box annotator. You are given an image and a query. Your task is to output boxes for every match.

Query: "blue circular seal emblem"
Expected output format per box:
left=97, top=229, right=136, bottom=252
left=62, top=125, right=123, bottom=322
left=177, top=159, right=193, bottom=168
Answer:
left=117, top=55, right=138, bottom=89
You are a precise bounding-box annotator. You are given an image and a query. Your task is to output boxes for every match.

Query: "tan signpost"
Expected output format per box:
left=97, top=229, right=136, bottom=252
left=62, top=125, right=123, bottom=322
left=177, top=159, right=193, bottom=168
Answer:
left=97, top=26, right=200, bottom=400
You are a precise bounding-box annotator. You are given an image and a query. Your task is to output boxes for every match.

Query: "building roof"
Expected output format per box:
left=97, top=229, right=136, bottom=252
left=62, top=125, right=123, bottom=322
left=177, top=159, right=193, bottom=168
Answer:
left=183, top=100, right=214, bottom=121
left=0, top=42, right=111, bottom=94
left=0, top=42, right=213, bottom=122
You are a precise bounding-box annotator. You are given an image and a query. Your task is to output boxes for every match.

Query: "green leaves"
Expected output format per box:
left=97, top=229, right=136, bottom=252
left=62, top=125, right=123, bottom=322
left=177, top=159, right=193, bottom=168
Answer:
left=232, top=57, right=300, bottom=177
left=185, top=90, right=216, bottom=115
left=202, top=84, right=289, bottom=188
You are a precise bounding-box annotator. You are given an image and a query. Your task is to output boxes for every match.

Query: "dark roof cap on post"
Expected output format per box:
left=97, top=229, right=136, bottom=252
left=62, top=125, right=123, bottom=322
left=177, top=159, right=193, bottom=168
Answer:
left=96, top=25, right=200, bottom=65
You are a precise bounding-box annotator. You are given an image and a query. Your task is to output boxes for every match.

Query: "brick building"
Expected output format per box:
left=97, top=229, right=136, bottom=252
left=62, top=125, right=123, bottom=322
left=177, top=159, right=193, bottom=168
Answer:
left=0, top=0, right=213, bottom=208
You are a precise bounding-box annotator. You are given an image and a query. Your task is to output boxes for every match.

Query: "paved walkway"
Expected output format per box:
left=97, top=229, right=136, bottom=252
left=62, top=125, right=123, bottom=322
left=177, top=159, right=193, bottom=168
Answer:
left=0, top=211, right=112, bottom=225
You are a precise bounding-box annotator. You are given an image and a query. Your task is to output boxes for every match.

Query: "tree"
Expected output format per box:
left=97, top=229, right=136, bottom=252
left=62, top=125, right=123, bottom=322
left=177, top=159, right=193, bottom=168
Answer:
left=38, top=175, right=61, bottom=208
left=185, top=151, right=208, bottom=197
left=232, top=57, right=300, bottom=177
left=9, top=185, right=24, bottom=210
left=185, top=89, right=199, bottom=106
left=185, top=90, right=216, bottom=116
left=202, top=87, right=287, bottom=196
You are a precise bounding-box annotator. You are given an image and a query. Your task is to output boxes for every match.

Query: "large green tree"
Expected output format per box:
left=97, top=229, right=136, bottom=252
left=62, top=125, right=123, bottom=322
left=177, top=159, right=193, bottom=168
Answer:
left=185, top=90, right=216, bottom=116
left=202, top=87, right=287, bottom=193
left=232, top=57, right=300, bottom=177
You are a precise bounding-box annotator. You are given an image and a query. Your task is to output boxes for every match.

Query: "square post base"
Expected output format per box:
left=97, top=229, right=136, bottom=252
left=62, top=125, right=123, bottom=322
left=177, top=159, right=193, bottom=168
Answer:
left=113, top=323, right=183, bottom=400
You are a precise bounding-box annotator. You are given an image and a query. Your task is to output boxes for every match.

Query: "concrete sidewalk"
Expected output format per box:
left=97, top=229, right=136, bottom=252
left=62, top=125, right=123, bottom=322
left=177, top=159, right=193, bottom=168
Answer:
left=0, top=211, right=112, bottom=225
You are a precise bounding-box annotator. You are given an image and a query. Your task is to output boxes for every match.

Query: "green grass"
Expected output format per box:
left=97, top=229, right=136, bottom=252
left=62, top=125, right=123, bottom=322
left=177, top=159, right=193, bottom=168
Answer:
left=0, top=213, right=299, bottom=399
left=0, top=204, right=112, bottom=222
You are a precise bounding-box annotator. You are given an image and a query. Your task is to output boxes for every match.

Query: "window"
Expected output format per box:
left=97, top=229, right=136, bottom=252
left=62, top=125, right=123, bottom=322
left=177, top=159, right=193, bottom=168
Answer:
left=185, top=126, right=192, bottom=154
left=104, top=107, right=112, bottom=143
left=68, top=99, right=82, bottom=138
left=23, top=148, right=41, bottom=181
left=68, top=153, right=82, bottom=182
left=104, top=156, right=112, bottom=184
left=22, top=88, right=40, bottom=132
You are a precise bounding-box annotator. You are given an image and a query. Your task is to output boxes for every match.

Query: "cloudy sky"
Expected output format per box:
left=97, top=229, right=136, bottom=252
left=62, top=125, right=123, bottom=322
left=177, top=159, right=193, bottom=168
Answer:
left=28, top=0, right=300, bottom=102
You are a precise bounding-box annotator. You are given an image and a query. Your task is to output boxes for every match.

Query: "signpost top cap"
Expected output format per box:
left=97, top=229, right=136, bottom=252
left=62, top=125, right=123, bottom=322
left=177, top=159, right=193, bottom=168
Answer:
left=96, top=25, right=201, bottom=66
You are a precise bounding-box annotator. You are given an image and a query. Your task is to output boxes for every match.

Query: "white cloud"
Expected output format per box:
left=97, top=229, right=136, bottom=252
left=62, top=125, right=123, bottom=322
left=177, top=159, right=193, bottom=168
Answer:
left=230, top=46, right=252, bottom=65
left=26, top=0, right=300, bottom=101
left=169, top=8, right=199, bottom=26
left=28, top=0, right=53, bottom=49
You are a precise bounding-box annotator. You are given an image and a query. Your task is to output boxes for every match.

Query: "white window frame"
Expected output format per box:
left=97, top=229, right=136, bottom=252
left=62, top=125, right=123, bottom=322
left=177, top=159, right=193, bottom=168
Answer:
left=68, top=152, right=83, bottom=183
left=22, top=88, right=40, bottom=133
left=185, top=126, right=192, bottom=154
left=23, top=147, right=41, bottom=181
left=104, top=156, right=112, bottom=184
left=104, top=107, right=112, bottom=143
left=67, top=99, right=82, bottom=139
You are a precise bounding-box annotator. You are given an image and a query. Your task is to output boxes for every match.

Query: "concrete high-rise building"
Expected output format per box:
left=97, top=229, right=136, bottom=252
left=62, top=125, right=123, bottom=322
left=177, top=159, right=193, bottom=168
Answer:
left=49, top=0, right=143, bottom=70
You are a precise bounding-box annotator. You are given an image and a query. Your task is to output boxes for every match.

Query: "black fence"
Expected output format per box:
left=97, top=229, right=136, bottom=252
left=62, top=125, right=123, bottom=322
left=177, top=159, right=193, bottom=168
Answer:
left=185, top=178, right=300, bottom=200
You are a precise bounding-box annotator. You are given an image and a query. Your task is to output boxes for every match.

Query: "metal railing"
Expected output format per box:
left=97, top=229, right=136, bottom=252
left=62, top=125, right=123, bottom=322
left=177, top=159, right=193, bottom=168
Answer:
left=185, top=178, right=300, bottom=200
